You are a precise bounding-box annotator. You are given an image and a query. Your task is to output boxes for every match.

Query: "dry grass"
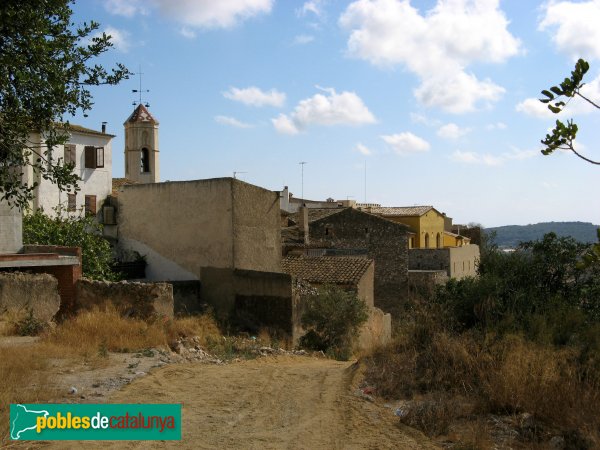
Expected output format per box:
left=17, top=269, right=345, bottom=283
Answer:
left=364, top=325, right=600, bottom=447
left=0, top=306, right=222, bottom=445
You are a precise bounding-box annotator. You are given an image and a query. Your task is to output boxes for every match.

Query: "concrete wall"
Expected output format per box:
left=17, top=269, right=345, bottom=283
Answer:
left=76, top=279, right=173, bottom=318
left=117, top=178, right=281, bottom=281
left=24, top=131, right=113, bottom=215
left=356, top=262, right=375, bottom=308
left=309, top=208, right=409, bottom=313
left=0, top=200, right=22, bottom=253
left=0, top=272, right=60, bottom=322
left=409, top=245, right=479, bottom=279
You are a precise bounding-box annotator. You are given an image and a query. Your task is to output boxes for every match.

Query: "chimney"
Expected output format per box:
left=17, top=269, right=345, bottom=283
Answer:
left=298, top=206, right=309, bottom=244
left=101, top=122, right=107, bottom=134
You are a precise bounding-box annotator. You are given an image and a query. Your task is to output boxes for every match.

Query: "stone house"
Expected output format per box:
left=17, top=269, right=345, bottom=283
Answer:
left=283, top=207, right=412, bottom=313
left=23, top=124, right=114, bottom=216
left=281, top=255, right=390, bottom=351
left=361, top=205, right=447, bottom=249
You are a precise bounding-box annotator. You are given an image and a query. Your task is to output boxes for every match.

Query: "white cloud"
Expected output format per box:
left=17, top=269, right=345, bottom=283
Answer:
left=539, top=0, right=600, bottom=60
left=355, top=143, right=373, bottom=156
left=451, top=146, right=538, bottom=166
left=272, top=87, right=376, bottom=134
left=437, top=123, right=471, bottom=139
left=180, top=27, right=197, bottom=39
left=223, top=87, right=286, bottom=107
left=297, top=1, right=325, bottom=18
left=106, top=0, right=273, bottom=29
left=215, top=115, right=253, bottom=128
left=517, top=74, right=600, bottom=118
left=339, top=0, right=521, bottom=113
left=293, top=34, right=315, bottom=45
left=94, top=27, right=131, bottom=53
left=409, top=112, right=441, bottom=127
left=451, top=150, right=503, bottom=166
left=105, top=0, right=148, bottom=17
left=381, top=132, right=430, bottom=155
left=486, top=121, right=507, bottom=130
left=272, top=114, right=299, bottom=135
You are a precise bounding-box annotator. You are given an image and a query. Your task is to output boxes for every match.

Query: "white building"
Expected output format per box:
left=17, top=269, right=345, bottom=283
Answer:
left=23, top=124, right=113, bottom=216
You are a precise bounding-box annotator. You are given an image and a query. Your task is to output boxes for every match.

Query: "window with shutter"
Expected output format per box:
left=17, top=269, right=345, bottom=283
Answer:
left=64, top=144, right=76, bottom=165
left=84, top=146, right=96, bottom=168
left=85, top=195, right=97, bottom=216
left=67, top=193, right=76, bottom=212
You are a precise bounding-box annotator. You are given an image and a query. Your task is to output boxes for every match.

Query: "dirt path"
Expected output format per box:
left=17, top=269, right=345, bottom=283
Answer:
left=36, top=356, right=437, bottom=450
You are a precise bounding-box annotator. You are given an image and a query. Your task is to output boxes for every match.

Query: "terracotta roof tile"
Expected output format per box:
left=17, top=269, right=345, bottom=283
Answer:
left=111, top=178, right=138, bottom=196
left=125, top=104, right=158, bottom=125
left=364, top=205, right=433, bottom=216
left=282, top=256, right=373, bottom=285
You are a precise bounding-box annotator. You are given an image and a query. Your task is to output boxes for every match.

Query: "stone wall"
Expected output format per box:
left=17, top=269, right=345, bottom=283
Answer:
left=0, top=200, right=22, bottom=253
left=408, top=270, right=449, bottom=299
left=168, top=280, right=203, bottom=315
left=76, top=279, right=174, bottom=318
left=0, top=272, right=60, bottom=322
left=408, top=245, right=480, bottom=279
left=309, top=208, right=410, bottom=313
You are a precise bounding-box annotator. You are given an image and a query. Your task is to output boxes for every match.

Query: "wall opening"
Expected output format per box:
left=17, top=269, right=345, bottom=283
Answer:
left=141, top=147, right=150, bottom=173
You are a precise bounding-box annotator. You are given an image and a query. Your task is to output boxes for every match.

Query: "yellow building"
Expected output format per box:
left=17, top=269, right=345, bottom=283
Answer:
left=443, top=230, right=471, bottom=247
left=363, top=205, right=446, bottom=248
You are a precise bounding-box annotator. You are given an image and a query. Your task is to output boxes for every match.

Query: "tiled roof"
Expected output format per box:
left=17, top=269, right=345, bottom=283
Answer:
left=282, top=256, right=373, bottom=285
left=67, top=123, right=115, bottom=138
left=289, top=207, right=346, bottom=225
left=365, top=205, right=433, bottom=217
left=112, top=178, right=138, bottom=196
left=125, top=104, right=158, bottom=125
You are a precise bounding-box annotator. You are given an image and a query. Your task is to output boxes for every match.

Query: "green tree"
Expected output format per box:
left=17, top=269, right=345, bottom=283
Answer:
left=0, top=0, right=129, bottom=209
left=299, top=285, right=369, bottom=360
left=23, top=209, right=120, bottom=280
left=539, top=58, right=600, bottom=165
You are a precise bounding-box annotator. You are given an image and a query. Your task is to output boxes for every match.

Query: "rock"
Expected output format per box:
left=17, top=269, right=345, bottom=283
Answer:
left=549, top=436, right=565, bottom=449
left=69, top=386, right=78, bottom=395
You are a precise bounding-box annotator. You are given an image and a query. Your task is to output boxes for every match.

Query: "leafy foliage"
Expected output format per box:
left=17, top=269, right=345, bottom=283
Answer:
left=22, top=209, right=119, bottom=280
left=539, top=58, right=600, bottom=164
left=299, top=284, right=369, bottom=360
left=0, top=0, right=130, bottom=208
left=436, top=232, right=600, bottom=344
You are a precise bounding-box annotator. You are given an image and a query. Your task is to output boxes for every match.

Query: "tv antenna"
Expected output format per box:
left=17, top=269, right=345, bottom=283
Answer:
left=299, top=161, right=307, bottom=200
left=233, top=171, right=247, bottom=179
left=132, top=65, right=150, bottom=108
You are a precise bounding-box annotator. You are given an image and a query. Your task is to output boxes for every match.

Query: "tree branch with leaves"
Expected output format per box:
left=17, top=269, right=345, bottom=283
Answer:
left=539, top=58, right=600, bottom=165
left=0, top=0, right=130, bottom=209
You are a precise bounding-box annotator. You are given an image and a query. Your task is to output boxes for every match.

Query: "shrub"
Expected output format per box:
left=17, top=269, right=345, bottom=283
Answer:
left=23, top=209, right=119, bottom=280
left=299, top=285, right=369, bottom=360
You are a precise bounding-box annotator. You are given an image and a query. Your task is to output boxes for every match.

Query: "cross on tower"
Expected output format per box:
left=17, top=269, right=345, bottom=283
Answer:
left=132, top=65, right=150, bottom=108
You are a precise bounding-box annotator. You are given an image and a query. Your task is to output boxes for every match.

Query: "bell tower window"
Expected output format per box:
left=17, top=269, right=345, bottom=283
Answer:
left=141, top=147, right=150, bottom=173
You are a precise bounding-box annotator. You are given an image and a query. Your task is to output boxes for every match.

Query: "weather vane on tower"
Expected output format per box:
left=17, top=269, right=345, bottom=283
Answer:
left=132, top=65, right=150, bottom=108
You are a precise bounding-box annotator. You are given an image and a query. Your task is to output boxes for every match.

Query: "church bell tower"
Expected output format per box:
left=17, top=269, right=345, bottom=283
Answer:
left=123, top=104, right=160, bottom=183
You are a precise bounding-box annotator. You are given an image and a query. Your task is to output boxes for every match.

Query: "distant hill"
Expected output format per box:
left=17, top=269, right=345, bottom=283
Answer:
left=485, top=222, right=599, bottom=248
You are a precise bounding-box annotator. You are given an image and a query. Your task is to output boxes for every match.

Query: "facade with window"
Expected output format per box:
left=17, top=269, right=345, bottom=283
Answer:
left=23, top=124, right=113, bottom=216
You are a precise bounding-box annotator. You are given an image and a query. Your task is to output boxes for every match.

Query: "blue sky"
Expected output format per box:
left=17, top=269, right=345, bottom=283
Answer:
left=72, top=0, right=600, bottom=227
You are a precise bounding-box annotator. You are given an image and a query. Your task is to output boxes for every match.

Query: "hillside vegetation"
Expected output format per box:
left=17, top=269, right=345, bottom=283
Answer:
left=486, top=221, right=599, bottom=248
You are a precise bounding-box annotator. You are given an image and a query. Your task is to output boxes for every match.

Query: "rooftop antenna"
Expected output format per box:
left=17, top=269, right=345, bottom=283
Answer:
left=233, top=171, right=247, bottom=179
left=299, top=161, right=307, bottom=200
left=132, top=65, right=150, bottom=108
left=364, top=160, right=367, bottom=204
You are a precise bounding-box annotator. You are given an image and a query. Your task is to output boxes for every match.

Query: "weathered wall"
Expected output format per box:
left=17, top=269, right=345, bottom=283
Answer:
left=0, top=272, right=60, bottom=322
left=117, top=178, right=281, bottom=281
left=201, top=267, right=295, bottom=336
left=409, top=245, right=479, bottom=279
left=232, top=181, right=281, bottom=273
left=76, top=279, right=173, bottom=318
left=356, top=262, right=375, bottom=308
left=0, top=200, right=22, bottom=253
left=168, top=280, right=203, bottom=315
left=309, top=208, right=409, bottom=313
left=357, top=307, right=391, bottom=352
left=408, top=270, right=449, bottom=299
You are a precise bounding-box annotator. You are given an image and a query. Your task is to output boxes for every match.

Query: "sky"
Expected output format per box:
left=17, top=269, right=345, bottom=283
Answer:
left=70, top=0, right=600, bottom=228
